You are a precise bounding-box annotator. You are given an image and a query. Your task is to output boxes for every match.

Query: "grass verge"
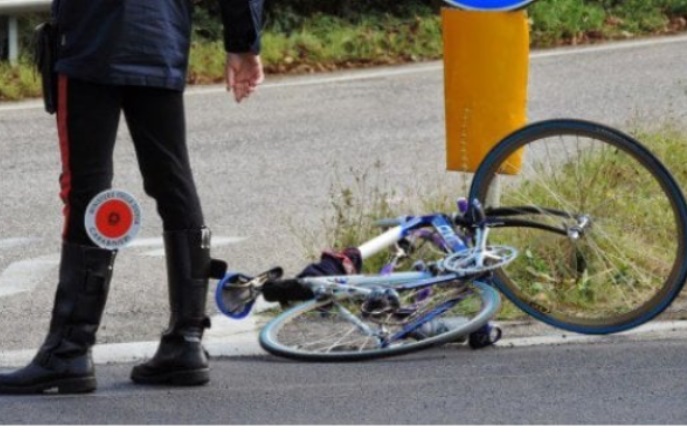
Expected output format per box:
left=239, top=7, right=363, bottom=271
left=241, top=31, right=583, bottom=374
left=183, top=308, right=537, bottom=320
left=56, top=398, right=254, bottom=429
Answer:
left=0, top=58, right=41, bottom=101
left=310, top=125, right=687, bottom=322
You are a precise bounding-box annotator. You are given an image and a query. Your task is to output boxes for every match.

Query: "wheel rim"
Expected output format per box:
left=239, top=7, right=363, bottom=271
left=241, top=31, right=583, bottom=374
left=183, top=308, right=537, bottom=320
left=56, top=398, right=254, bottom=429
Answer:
left=472, top=122, right=687, bottom=332
left=260, top=281, right=499, bottom=361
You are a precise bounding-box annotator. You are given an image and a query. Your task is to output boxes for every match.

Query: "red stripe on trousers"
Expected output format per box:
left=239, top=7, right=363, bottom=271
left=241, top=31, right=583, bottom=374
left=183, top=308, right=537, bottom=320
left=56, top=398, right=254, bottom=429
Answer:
left=57, top=75, right=71, bottom=240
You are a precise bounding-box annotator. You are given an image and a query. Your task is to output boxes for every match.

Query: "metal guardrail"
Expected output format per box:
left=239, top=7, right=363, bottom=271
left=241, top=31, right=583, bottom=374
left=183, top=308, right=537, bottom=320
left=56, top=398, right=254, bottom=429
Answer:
left=0, top=0, right=51, bottom=64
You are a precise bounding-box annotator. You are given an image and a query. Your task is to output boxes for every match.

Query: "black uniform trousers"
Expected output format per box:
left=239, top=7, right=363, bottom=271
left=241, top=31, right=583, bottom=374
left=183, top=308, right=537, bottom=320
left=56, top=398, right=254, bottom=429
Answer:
left=56, top=75, right=205, bottom=245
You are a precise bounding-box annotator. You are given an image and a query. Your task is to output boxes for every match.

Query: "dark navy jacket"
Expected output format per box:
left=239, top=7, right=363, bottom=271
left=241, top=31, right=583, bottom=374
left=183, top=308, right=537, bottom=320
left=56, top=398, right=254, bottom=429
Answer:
left=52, top=0, right=262, bottom=91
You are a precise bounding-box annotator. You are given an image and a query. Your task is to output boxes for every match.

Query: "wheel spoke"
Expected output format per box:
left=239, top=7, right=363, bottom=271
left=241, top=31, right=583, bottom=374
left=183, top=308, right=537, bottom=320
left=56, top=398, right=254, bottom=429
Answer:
left=260, top=281, right=501, bottom=361
left=471, top=120, right=687, bottom=333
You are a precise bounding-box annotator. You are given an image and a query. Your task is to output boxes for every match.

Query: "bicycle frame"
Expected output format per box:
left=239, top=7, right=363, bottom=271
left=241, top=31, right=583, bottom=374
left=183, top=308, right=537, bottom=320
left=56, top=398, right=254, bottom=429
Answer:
left=217, top=198, right=581, bottom=321
left=479, top=206, right=592, bottom=239
left=284, top=199, right=585, bottom=346
left=296, top=211, right=471, bottom=295
left=299, top=271, right=472, bottom=347
left=296, top=199, right=587, bottom=305
left=357, top=213, right=466, bottom=260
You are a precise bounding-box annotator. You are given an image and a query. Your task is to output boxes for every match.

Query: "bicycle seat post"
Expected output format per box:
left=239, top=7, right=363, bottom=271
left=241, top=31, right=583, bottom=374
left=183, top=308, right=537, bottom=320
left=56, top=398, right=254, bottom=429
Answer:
left=469, top=199, right=491, bottom=267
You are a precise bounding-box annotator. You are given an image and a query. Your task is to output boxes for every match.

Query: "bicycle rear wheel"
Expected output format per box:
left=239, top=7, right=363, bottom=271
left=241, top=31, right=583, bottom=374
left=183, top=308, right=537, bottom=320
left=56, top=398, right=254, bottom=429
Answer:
left=469, top=119, right=687, bottom=334
left=259, top=280, right=500, bottom=362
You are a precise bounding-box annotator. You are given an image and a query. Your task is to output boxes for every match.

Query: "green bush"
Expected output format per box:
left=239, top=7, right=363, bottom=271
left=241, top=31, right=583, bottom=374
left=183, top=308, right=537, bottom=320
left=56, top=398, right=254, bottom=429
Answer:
left=530, top=0, right=606, bottom=45
left=192, top=0, right=442, bottom=40
left=661, top=0, right=687, bottom=16
left=3, top=0, right=687, bottom=100
left=0, top=57, right=41, bottom=100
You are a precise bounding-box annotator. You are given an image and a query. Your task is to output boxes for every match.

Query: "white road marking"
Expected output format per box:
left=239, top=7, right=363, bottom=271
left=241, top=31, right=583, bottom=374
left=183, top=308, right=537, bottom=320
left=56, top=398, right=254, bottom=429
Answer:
left=189, top=34, right=687, bottom=93
left=2, top=319, right=686, bottom=367
left=206, top=299, right=277, bottom=340
left=497, top=319, right=687, bottom=348
left=130, top=236, right=246, bottom=257
left=2, top=35, right=686, bottom=113
left=531, top=33, right=687, bottom=58
left=0, top=99, right=43, bottom=112
left=206, top=313, right=261, bottom=340
left=0, top=334, right=267, bottom=368
left=0, top=235, right=246, bottom=296
left=0, top=253, right=59, bottom=298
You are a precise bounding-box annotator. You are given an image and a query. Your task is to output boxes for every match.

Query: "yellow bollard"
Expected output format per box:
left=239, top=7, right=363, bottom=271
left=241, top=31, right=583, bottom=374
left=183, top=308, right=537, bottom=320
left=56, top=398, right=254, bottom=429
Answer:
left=443, top=8, right=529, bottom=174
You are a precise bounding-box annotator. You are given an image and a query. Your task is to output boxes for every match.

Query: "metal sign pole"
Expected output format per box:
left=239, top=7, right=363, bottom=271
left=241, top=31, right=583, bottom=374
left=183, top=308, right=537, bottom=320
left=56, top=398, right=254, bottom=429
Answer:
left=0, top=15, right=6, bottom=61
left=7, top=14, right=17, bottom=64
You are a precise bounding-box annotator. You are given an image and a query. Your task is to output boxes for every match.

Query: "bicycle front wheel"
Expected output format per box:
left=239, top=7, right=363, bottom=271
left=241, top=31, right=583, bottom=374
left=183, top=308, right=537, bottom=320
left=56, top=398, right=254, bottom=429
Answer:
left=469, top=119, right=687, bottom=334
left=259, top=280, right=500, bottom=362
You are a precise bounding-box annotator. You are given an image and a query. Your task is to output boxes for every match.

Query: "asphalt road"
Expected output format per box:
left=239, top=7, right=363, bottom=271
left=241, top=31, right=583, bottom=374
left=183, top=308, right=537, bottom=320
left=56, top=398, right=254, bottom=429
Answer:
left=1, top=338, right=686, bottom=424
left=1, top=35, right=687, bottom=424
left=2, top=35, right=687, bottom=351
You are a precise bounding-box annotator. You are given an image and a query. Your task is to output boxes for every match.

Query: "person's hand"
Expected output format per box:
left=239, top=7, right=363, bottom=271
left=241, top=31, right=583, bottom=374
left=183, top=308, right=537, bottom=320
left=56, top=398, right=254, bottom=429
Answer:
left=226, top=52, right=264, bottom=103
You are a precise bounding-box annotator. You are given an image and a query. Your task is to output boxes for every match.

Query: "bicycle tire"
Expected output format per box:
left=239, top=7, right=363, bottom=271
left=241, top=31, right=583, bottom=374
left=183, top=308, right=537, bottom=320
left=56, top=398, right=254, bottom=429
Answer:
left=442, top=0, right=539, bottom=11
left=259, top=280, right=501, bottom=362
left=468, top=119, right=687, bottom=334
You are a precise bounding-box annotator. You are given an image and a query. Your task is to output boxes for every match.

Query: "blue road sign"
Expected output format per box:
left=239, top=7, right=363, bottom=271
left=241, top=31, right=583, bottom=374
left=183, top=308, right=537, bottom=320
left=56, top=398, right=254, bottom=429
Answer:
left=443, top=0, right=539, bottom=10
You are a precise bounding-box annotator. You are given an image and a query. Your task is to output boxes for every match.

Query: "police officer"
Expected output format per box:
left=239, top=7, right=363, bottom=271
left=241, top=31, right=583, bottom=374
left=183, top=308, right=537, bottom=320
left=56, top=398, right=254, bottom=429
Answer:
left=0, top=0, right=264, bottom=394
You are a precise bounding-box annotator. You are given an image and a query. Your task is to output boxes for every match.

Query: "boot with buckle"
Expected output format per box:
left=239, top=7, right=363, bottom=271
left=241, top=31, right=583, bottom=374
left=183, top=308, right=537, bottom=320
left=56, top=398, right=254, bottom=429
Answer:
left=131, top=228, right=214, bottom=386
left=0, top=244, right=116, bottom=394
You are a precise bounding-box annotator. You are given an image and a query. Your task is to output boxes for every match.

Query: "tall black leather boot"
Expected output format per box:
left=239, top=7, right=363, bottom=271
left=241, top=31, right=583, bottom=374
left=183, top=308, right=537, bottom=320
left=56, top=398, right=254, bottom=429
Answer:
left=130, top=228, right=212, bottom=386
left=0, top=244, right=116, bottom=394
